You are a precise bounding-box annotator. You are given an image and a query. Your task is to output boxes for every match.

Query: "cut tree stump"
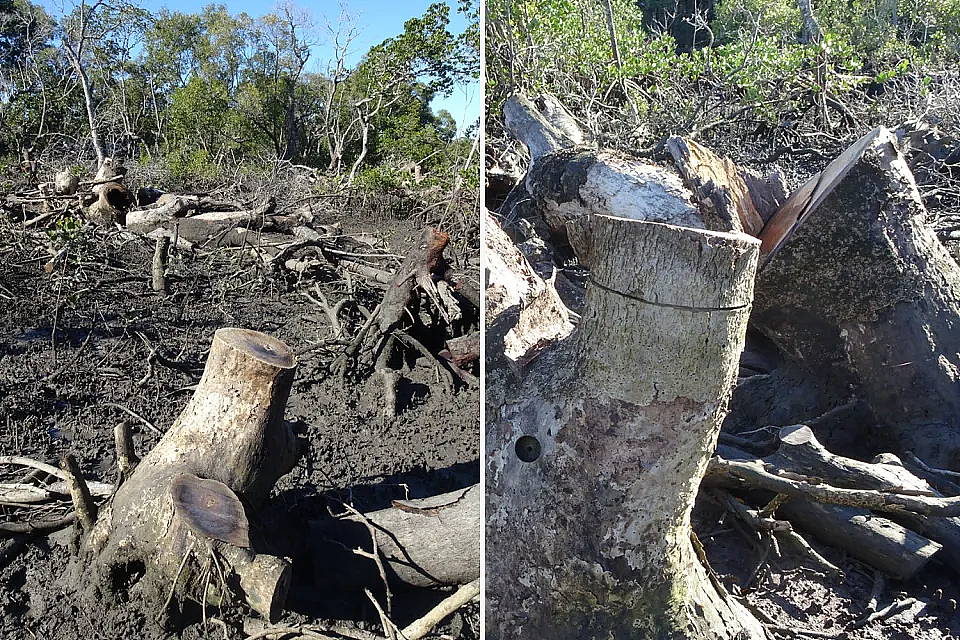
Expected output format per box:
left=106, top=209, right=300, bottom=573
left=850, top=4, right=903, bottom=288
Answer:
left=753, top=126, right=960, bottom=469
left=486, top=214, right=764, bottom=639
left=81, top=328, right=299, bottom=622
left=310, top=484, right=480, bottom=590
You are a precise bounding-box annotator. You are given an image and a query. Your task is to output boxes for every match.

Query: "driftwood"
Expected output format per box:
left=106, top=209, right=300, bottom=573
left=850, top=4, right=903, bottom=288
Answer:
left=310, top=484, right=480, bottom=590
left=753, top=126, right=960, bottom=469
left=80, top=328, right=299, bottom=622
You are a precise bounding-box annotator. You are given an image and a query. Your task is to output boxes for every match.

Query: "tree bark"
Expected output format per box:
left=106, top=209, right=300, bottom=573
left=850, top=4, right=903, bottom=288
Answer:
left=82, top=328, right=299, bottom=622
left=772, top=425, right=960, bottom=574
left=666, top=136, right=765, bottom=235
left=310, top=484, right=480, bottom=590
left=486, top=214, right=764, bottom=639
left=753, top=127, right=960, bottom=469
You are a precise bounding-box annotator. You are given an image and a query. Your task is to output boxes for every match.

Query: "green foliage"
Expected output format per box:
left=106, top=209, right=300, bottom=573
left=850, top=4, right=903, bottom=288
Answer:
left=45, top=215, right=84, bottom=249
left=164, top=148, right=218, bottom=180
left=354, top=165, right=409, bottom=194
left=486, top=0, right=960, bottom=150
left=1, top=0, right=475, bottom=198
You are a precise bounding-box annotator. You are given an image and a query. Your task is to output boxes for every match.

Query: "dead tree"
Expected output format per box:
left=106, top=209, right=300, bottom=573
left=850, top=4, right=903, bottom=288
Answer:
left=79, top=328, right=299, bottom=622
left=753, top=127, right=960, bottom=469
left=486, top=211, right=764, bottom=638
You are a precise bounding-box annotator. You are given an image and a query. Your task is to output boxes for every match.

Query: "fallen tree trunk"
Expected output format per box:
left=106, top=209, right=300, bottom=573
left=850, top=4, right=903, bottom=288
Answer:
left=503, top=94, right=712, bottom=237
left=126, top=196, right=277, bottom=244
left=753, top=126, right=960, bottom=469
left=777, top=497, right=941, bottom=580
left=771, top=425, right=960, bottom=574
left=486, top=212, right=764, bottom=639
left=711, top=434, right=947, bottom=579
left=309, top=484, right=480, bottom=590
left=80, top=328, right=299, bottom=622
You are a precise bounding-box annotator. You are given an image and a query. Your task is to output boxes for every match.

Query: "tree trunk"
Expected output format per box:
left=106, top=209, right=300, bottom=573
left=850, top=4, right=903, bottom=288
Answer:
left=753, top=127, right=960, bottom=469
left=486, top=214, right=764, bottom=639
left=82, top=328, right=300, bottom=622
left=62, top=36, right=104, bottom=167
left=796, top=0, right=824, bottom=44
left=347, top=108, right=370, bottom=187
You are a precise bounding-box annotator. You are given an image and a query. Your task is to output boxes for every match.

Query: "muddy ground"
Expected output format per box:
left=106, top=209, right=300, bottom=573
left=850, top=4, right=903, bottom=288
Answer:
left=0, top=201, right=480, bottom=639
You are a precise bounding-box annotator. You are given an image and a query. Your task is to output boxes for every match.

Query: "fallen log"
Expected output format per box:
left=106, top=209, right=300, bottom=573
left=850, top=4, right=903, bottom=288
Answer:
left=772, top=425, right=960, bottom=574
left=707, top=456, right=960, bottom=517
left=126, top=196, right=276, bottom=244
left=79, top=328, right=299, bottom=622
left=753, top=126, right=960, bottom=469
left=712, top=440, right=943, bottom=579
left=309, top=484, right=480, bottom=590
left=777, top=492, right=941, bottom=580
left=503, top=94, right=710, bottom=237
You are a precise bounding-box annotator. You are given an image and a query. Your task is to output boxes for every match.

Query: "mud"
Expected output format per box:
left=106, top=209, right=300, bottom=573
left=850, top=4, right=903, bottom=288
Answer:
left=0, top=210, right=479, bottom=640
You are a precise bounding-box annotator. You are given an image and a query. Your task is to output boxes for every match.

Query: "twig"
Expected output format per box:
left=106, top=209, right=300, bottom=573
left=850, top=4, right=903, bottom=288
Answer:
left=0, top=455, right=112, bottom=495
left=864, top=570, right=885, bottom=615
left=399, top=579, right=480, bottom=640
left=850, top=597, right=920, bottom=629
left=764, top=624, right=841, bottom=638
left=39, top=326, right=95, bottom=384
left=341, top=502, right=394, bottom=617
left=903, top=451, right=960, bottom=480
left=103, top=402, right=161, bottom=435
left=113, top=421, right=139, bottom=482
left=0, top=513, right=76, bottom=535
left=708, top=456, right=960, bottom=516
left=364, top=589, right=398, bottom=640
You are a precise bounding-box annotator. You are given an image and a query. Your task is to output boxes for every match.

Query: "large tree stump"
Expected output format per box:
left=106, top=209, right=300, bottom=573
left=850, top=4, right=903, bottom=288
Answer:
left=754, top=126, right=960, bottom=469
left=486, top=214, right=764, bottom=639
left=82, top=328, right=299, bottom=622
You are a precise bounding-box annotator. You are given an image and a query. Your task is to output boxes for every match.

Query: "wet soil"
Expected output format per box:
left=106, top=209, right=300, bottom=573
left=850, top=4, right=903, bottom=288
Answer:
left=696, top=496, right=960, bottom=639
left=0, top=209, right=479, bottom=640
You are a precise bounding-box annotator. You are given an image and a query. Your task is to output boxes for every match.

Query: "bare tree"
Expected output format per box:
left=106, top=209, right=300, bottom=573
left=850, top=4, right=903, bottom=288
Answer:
left=60, top=0, right=107, bottom=166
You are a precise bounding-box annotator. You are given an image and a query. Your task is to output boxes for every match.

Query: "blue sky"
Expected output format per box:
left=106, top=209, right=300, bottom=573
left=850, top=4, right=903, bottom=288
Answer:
left=46, top=0, right=479, bottom=134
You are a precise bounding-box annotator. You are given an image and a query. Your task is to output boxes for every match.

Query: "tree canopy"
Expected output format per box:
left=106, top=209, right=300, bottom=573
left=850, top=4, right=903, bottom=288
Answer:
left=0, top=0, right=479, bottom=188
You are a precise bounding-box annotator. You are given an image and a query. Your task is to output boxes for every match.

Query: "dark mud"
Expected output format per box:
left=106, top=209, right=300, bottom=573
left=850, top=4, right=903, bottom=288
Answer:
left=696, top=496, right=960, bottom=639
left=0, top=211, right=479, bottom=640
